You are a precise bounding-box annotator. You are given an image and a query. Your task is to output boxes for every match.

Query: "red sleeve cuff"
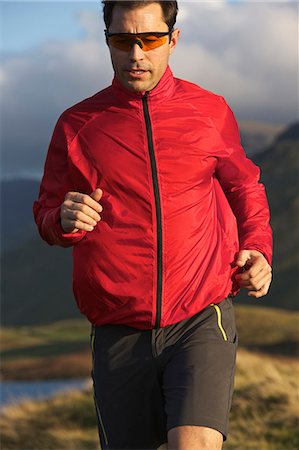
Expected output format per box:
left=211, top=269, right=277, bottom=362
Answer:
left=41, top=207, right=87, bottom=247
left=239, top=244, right=273, bottom=266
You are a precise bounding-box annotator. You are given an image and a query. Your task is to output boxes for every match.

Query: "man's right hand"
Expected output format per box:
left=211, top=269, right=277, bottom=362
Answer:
left=60, top=188, right=103, bottom=233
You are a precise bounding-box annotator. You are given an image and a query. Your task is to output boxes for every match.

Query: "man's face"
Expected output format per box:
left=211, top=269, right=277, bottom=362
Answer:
left=107, top=2, right=180, bottom=93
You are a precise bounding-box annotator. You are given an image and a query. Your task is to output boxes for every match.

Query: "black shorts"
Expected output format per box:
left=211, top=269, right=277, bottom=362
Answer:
left=90, top=295, right=238, bottom=450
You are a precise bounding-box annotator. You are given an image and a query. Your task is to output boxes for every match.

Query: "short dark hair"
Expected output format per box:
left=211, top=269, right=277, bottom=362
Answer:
left=102, top=1, right=178, bottom=32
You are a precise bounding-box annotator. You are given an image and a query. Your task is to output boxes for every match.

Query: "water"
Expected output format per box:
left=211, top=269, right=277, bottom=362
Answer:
left=0, top=378, right=90, bottom=407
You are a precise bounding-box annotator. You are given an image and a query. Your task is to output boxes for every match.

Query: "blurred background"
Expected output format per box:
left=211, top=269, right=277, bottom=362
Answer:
left=1, top=1, right=298, bottom=449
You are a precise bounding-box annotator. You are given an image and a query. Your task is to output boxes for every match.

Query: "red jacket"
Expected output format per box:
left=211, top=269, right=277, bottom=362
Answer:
left=33, top=66, right=272, bottom=329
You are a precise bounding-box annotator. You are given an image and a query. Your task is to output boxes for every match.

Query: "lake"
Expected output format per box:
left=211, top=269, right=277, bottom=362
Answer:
left=0, top=378, right=90, bottom=407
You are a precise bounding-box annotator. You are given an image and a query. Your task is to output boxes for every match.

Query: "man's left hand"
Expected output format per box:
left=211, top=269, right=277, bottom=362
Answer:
left=234, top=250, right=272, bottom=298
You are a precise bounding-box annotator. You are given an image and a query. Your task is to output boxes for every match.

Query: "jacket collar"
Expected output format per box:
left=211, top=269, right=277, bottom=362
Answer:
left=111, top=65, right=175, bottom=103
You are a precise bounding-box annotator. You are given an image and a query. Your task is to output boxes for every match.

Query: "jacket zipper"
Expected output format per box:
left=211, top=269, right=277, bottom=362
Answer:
left=142, top=93, right=162, bottom=329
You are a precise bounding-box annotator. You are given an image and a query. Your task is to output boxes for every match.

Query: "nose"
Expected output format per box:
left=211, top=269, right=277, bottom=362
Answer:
left=129, top=41, right=145, bottom=62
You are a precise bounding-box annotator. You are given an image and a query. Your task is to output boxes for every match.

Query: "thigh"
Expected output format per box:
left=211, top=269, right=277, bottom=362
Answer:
left=162, top=296, right=238, bottom=442
left=91, top=324, right=167, bottom=450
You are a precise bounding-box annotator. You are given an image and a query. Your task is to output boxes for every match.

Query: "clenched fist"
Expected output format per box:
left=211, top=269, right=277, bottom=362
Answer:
left=60, top=188, right=103, bottom=233
left=234, top=249, right=272, bottom=298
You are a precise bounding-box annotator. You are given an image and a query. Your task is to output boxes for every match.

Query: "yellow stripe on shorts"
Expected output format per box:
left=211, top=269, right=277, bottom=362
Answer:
left=210, top=303, right=228, bottom=341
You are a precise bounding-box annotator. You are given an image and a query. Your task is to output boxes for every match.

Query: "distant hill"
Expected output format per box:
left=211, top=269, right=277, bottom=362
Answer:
left=238, top=120, right=285, bottom=155
left=1, top=235, right=81, bottom=326
left=275, top=121, right=299, bottom=142
left=245, top=121, right=299, bottom=310
left=1, top=122, right=298, bottom=326
left=1, top=179, right=40, bottom=253
left=0, top=177, right=81, bottom=325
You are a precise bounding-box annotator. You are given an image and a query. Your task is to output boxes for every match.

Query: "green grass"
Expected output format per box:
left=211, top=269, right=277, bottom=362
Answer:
left=1, top=305, right=298, bottom=381
left=1, top=304, right=298, bottom=364
left=1, top=319, right=90, bottom=351
left=1, top=319, right=91, bottom=361
left=2, top=341, right=89, bottom=361
left=1, top=319, right=92, bottom=380
left=234, top=303, right=299, bottom=356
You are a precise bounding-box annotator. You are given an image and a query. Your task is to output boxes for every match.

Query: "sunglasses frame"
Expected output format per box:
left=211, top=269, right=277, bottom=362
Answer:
left=104, top=30, right=173, bottom=51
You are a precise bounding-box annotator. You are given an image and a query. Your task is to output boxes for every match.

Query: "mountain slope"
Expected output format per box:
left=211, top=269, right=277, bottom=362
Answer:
left=241, top=121, right=299, bottom=309
left=1, top=236, right=81, bottom=326
left=1, top=179, right=41, bottom=253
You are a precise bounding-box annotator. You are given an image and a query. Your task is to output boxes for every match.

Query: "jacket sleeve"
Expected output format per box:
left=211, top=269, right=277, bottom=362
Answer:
left=214, top=97, right=273, bottom=265
left=33, top=114, right=87, bottom=247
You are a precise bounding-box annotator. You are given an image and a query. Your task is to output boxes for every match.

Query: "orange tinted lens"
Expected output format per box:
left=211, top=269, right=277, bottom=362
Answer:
left=108, top=35, right=133, bottom=51
left=141, top=35, right=167, bottom=51
left=108, top=34, right=167, bottom=51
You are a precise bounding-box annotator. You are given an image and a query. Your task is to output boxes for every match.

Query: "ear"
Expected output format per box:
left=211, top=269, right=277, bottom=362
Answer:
left=169, top=28, right=180, bottom=55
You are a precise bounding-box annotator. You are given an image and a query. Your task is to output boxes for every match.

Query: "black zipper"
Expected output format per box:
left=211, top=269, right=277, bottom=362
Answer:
left=142, top=93, right=162, bottom=329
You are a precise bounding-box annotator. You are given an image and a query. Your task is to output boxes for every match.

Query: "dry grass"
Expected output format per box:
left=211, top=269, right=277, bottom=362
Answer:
left=1, top=348, right=298, bottom=450
left=224, top=349, right=299, bottom=450
left=0, top=388, right=99, bottom=450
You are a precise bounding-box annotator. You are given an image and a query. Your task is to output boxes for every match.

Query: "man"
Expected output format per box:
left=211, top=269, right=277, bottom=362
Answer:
left=33, top=1, right=273, bottom=449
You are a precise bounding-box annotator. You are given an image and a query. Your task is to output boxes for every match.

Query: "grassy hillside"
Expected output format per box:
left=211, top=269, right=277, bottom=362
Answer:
left=1, top=348, right=298, bottom=450
left=228, top=349, right=299, bottom=450
left=1, top=305, right=298, bottom=380
left=1, top=304, right=298, bottom=449
left=1, top=319, right=91, bottom=380
left=234, top=304, right=299, bottom=356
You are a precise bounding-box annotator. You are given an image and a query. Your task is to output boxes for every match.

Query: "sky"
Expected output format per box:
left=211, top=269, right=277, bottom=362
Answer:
left=0, top=1, right=298, bottom=179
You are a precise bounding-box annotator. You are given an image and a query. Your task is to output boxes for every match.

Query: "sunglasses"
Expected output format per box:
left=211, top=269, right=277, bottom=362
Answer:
left=105, top=30, right=173, bottom=52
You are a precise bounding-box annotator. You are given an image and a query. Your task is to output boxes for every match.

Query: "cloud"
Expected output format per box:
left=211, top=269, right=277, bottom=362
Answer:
left=1, top=3, right=297, bottom=178
left=173, top=2, right=297, bottom=119
left=1, top=11, right=113, bottom=178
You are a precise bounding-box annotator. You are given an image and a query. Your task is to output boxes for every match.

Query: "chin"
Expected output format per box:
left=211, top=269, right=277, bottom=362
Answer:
left=127, top=81, right=148, bottom=93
